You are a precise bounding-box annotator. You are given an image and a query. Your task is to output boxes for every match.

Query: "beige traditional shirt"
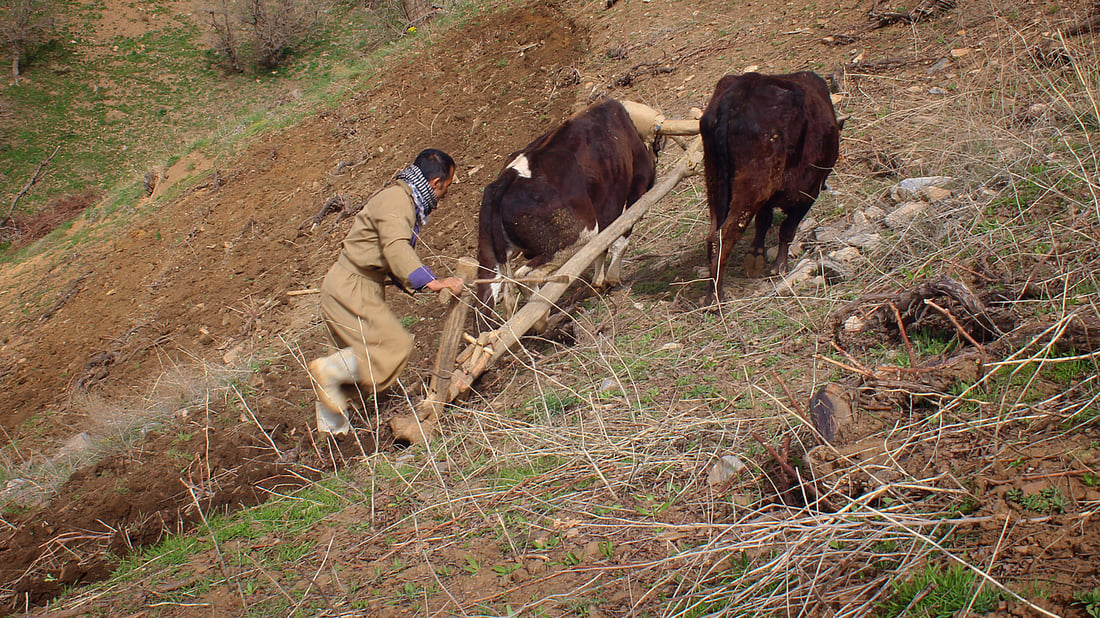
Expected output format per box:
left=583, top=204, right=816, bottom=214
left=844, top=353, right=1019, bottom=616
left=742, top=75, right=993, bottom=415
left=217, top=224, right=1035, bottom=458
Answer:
left=339, top=181, right=434, bottom=290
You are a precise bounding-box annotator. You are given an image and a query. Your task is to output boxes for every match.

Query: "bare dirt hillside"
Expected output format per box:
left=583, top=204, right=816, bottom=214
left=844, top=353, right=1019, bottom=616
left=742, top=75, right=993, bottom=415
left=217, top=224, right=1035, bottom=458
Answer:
left=1, top=0, right=1099, bottom=615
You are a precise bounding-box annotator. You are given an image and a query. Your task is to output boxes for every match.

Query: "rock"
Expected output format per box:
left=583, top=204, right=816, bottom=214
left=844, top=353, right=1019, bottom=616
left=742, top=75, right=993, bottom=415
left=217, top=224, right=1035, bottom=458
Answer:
left=889, top=176, right=956, bottom=203
left=828, top=246, right=862, bottom=263
left=923, top=185, right=952, bottom=202
left=820, top=257, right=852, bottom=283
left=707, top=455, right=746, bottom=486
left=809, top=384, right=854, bottom=445
left=843, top=315, right=865, bottom=332
left=56, top=432, right=94, bottom=458
left=884, top=201, right=928, bottom=229
left=845, top=211, right=877, bottom=236
left=927, top=57, right=949, bottom=73
left=864, top=205, right=886, bottom=221
left=844, top=232, right=882, bottom=251
left=772, top=259, right=819, bottom=295
left=929, top=86, right=948, bottom=95
left=598, top=377, right=618, bottom=393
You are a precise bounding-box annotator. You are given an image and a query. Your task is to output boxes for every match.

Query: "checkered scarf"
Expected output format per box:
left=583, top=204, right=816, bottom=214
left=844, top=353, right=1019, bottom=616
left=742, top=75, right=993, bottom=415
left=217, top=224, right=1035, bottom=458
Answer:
left=394, top=164, right=438, bottom=235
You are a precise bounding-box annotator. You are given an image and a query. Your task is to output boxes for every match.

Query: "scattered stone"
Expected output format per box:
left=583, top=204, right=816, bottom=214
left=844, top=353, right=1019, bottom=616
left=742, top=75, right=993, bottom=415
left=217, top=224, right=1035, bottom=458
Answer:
left=846, top=211, right=877, bottom=236
left=598, top=377, right=618, bottom=393
left=772, top=259, right=819, bottom=295
left=884, top=201, right=928, bottom=229
left=864, top=205, right=886, bottom=220
left=889, top=176, right=956, bottom=203
left=844, top=232, right=882, bottom=251
left=55, top=432, right=94, bottom=459
left=843, top=314, right=865, bottom=332
left=929, top=86, right=948, bottom=95
left=828, top=246, right=861, bottom=263
left=809, top=384, right=854, bottom=445
left=820, top=257, right=852, bottom=283
left=927, top=57, right=949, bottom=73
left=707, top=455, right=746, bottom=486
left=1025, top=102, right=1050, bottom=120
left=923, top=185, right=952, bottom=202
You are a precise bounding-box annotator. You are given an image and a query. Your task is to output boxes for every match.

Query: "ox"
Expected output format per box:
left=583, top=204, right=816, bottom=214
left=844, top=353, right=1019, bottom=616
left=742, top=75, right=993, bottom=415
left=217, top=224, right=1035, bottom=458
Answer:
left=476, top=99, right=657, bottom=322
left=700, top=71, right=840, bottom=302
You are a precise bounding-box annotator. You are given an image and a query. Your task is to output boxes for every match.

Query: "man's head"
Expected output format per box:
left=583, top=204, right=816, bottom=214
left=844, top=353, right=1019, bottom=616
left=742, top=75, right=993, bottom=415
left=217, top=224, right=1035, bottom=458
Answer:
left=414, top=149, right=456, bottom=200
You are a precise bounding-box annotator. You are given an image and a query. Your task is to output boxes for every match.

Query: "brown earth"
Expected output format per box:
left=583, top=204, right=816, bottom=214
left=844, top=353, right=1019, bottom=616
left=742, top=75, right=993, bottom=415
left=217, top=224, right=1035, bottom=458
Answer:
left=1, top=0, right=1099, bottom=615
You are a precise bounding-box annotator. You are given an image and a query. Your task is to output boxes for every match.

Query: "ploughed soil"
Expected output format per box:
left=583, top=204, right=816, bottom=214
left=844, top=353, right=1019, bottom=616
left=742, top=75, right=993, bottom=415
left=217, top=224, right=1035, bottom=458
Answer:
left=1, top=0, right=1098, bottom=615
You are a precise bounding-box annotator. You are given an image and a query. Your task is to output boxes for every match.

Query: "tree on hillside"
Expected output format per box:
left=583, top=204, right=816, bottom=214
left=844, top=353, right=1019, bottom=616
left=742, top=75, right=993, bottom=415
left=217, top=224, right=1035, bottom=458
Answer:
left=206, top=0, right=322, bottom=72
left=0, top=0, right=56, bottom=82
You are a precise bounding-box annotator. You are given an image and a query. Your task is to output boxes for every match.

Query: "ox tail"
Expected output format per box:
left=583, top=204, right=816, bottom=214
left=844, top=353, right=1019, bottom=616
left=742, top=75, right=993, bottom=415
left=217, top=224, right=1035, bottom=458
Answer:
left=702, top=97, right=735, bottom=230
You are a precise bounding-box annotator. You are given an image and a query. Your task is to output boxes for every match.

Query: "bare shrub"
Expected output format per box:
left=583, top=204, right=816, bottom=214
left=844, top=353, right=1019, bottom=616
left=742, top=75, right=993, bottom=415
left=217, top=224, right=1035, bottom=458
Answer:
left=0, top=0, right=57, bottom=81
left=207, top=0, right=244, bottom=73
left=205, top=0, right=323, bottom=72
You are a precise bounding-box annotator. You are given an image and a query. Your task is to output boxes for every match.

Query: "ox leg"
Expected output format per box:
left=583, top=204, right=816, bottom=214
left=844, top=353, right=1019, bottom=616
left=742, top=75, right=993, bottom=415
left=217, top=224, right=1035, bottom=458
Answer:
left=709, top=207, right=756, bottom=303
left=591, top=250, right=608, bottom=289
left=602, top=235, right=631, bottom=288
left=770, top=198, right=813, bottom=275
left=744, top=205, right=774, bottom=278
left=502, top=261, right=528, bottom=319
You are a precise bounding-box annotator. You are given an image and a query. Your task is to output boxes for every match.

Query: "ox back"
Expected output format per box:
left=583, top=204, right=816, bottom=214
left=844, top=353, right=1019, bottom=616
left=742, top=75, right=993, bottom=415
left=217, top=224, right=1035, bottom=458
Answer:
left=476, top=99, right=657, bottom=322
left=700, top=71, right=840, bottom=302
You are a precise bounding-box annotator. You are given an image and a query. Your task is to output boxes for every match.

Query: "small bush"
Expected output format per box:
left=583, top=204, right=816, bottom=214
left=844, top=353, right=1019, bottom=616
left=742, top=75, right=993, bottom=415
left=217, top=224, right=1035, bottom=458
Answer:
left=205, top=0, right=324, bottom=72
left=0, top=0, right=57, bottom=80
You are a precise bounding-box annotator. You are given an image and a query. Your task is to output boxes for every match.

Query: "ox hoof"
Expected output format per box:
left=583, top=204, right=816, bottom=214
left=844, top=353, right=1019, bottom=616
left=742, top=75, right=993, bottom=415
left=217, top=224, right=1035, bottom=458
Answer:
left=743, top=252, right=768, bottom=278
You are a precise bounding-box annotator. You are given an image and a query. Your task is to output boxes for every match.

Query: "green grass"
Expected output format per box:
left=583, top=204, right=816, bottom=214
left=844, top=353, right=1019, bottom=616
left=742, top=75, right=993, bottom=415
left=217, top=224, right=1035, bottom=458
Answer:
left=876, top=562, right=1002, bottom=617
left=0, top=0, right=437, bottom=255
left=1074, top=588, right=1100, bottom=618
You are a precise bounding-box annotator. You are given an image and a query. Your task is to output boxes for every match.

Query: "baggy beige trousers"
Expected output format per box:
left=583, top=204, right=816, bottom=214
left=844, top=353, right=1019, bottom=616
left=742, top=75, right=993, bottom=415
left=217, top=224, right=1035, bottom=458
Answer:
left=319, top=259, right=414, bottom=394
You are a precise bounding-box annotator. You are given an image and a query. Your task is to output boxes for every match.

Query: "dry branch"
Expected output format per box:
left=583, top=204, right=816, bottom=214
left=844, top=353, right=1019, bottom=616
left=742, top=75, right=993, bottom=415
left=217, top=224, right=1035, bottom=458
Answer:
left=869, top=0, right=956, bottom=29
left=2, top=145, right=60, bottom=229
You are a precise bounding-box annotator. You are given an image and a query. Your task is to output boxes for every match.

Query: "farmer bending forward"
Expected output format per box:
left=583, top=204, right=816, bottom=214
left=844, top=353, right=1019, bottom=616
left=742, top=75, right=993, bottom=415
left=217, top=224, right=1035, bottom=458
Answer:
left=310, top=148, right=464, bottom=435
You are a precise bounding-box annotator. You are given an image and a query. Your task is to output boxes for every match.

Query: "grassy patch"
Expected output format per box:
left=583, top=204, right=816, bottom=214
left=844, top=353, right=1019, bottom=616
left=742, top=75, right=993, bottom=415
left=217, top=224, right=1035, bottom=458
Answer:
left=876, top=562, right=1002, bottom=617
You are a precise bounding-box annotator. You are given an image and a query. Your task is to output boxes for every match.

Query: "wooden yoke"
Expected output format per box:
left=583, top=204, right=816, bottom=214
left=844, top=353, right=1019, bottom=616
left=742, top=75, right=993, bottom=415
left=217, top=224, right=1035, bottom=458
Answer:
left=390, top=257, right=478, bottom=444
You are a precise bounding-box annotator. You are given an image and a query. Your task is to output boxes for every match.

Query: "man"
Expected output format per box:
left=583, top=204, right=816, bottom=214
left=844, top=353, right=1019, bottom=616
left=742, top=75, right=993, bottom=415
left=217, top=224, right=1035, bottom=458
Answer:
left=309, top=148, right=465, bottom=435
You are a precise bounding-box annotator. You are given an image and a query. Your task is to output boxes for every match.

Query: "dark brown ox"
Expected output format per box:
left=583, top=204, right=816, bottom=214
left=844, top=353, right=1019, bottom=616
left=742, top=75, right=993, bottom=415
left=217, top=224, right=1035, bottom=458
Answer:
left=700, top=71, right=840, bottom=302
left=476, top=99, right=657, bottom=321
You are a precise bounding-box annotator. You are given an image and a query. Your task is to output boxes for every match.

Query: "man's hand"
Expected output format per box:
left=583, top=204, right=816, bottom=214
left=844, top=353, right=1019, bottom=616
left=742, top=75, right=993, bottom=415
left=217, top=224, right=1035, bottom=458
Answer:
left=425, top=276, right=465, bottom=296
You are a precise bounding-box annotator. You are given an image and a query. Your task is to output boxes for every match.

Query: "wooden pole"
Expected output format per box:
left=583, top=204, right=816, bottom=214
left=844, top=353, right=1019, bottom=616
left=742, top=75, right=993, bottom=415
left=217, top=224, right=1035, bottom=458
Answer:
left=658, top=119, right=701, bottom=136
left=446, top=137, right=704, bottom=402
left=390, top=257, right=479, bottom=444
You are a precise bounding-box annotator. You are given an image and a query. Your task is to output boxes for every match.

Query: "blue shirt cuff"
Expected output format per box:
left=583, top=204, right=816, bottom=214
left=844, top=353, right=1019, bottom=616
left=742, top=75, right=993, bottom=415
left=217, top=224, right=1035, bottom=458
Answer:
left=408, top=265, right=436, bottom=290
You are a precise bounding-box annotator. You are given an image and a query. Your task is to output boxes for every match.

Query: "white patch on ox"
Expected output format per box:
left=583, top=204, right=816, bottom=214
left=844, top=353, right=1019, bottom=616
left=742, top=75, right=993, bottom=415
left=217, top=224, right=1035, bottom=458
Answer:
left=507, top=154, right=532, bottom=179
left=489, top=266, right=504, bottom=305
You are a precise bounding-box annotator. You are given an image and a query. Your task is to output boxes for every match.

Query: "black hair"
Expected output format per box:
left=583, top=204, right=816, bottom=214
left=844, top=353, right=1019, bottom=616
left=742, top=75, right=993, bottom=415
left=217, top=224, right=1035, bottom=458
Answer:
left=414, top=148, right=455, bottom=182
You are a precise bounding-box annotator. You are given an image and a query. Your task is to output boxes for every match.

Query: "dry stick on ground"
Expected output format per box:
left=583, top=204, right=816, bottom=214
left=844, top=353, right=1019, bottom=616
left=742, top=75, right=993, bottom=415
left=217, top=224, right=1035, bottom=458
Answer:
left=925, top=299, right=988, bottom=376
left=1, top=145, right=61, bottom=229
left=889, top=302, right=917, bottom=369
left=751, top=432, right=837, bottom=511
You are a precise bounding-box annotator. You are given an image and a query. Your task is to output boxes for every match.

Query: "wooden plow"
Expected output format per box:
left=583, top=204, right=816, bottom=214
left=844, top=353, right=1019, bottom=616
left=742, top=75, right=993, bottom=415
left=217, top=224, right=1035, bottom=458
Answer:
left=391, top=124, right=704, bottom=444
